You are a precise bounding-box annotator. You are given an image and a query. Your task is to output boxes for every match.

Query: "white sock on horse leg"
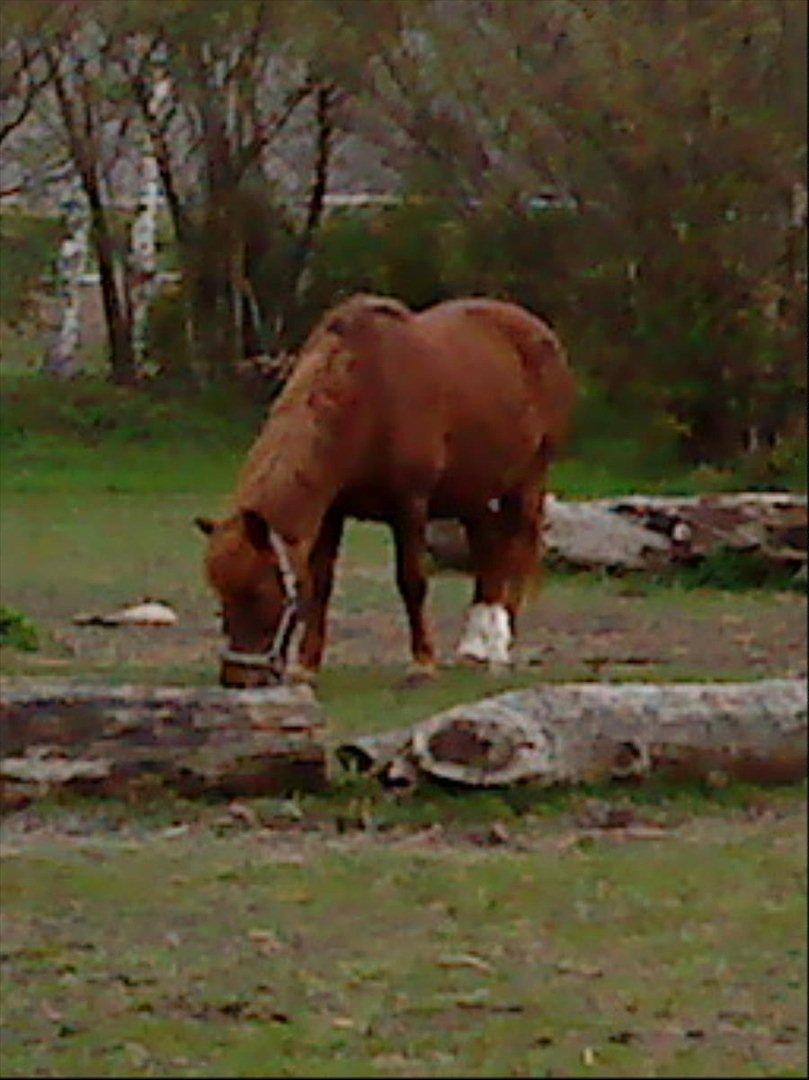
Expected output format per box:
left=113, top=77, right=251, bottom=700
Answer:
left=456, top=603, right=512, bottom=664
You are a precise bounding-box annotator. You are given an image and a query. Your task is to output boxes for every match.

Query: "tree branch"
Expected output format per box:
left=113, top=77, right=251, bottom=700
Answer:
left=232, top=79, right=315, bottom=181
left=0, top=40, right=55, bottom=146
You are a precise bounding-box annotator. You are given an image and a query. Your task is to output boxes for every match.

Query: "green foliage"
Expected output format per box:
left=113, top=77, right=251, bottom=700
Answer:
left=0, top=605, right=39, bottom=651
left=293, top=200, right=581, bottom=338
left=283, top=199, right=805, bottom=481
left=0, top=213, right=60, bottom=327
left=672, top=548, right=806, bottom=593
left=548, top=552, right=805, bottom=597
left=0, top=374, right=263, bottom=448
left=0, top=374, right=263, bottom=494
left=1, top=0, right=805, bottom=476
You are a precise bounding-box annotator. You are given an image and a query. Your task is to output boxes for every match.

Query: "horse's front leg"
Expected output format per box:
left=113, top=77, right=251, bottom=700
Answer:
left=392, top=497, right=437, bottom=678
left=292, top=509, right=344, bottom=681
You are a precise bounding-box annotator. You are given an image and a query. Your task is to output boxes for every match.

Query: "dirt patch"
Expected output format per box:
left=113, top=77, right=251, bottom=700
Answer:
left=20, top=564, right=807, bottom=685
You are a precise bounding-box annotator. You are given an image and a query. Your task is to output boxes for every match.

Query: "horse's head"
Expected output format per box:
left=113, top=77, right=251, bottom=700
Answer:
left=195, top=510, right=299, bottom=688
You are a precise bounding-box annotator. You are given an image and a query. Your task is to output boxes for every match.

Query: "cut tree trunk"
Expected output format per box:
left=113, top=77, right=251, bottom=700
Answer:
left=0, top=680, right=327, bottom=809
left=338, top=679, right=807, bottom=789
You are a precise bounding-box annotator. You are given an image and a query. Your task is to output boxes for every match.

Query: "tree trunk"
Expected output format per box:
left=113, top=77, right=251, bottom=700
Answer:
left=184, top=200, right=242, bottom=381
left=0, top=681, right=327, bottom=809
left=338, top=679, right=807, bottom=789
left=278, top=84, right=334, bottom=347
left=127, top=77, right=168, bottom=367
left=43, top=179, right=89, bottom=377
left=85, top=174, right=136, bottom=385
left=47, top=48, right=136, bottom=386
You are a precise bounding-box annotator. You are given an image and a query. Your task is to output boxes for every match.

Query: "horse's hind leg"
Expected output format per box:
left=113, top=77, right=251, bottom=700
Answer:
left=504, top=486, right=544, bottom=634
left=458, top=489, right=542, bottom=666
left=458, top=511, right=513, bottom=665
left=392, top=497, right=436, bottom=677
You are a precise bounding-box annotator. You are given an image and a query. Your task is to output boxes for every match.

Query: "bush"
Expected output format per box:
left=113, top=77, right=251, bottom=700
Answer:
left=0, top=212, right=60, bottom=328
left=0, top=606, right=40, bottom=651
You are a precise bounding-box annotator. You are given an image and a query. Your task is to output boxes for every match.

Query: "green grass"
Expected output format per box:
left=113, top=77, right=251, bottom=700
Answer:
left=0, top=375, right=264, bottom=495
left=1, top=221, right=807, bottom=1079
left=1, top=485, right=800, bottom=690
left=3, top=373, right=806, bottom=500
left=1, top=368, right=806, bottom=1077
left=1, top=803, right=805, bottom=1078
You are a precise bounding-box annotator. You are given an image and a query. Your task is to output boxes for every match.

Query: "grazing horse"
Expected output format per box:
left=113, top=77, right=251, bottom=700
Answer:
left=196, top=294, right=574, bottom=688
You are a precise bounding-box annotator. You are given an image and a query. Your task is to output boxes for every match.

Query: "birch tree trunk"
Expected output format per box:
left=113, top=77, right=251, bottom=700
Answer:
left=127, top=155, right=160, bottom=366
left=43, top=178, right=89, bottom=377
left=127, top=78, right=169, bottom=368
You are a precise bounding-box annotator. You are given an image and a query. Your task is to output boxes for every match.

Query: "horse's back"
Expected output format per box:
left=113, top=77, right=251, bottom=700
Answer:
left=416, top=298, right=570, bottom=422
left=366, top=297, right=573, bottom=513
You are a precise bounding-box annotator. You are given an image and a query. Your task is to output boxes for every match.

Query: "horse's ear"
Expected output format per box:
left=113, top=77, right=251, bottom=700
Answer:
left=241, top=509, right=271, bottom=552
left=194, top=516, right=216, bottom=536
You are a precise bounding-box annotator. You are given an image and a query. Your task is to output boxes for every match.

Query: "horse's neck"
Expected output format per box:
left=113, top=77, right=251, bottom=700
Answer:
left=237, top=407, right=341, bottom=542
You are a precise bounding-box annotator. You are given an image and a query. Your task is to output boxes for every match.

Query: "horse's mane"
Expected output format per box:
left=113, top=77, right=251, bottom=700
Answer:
left=235, top=295, right=413, bottom=512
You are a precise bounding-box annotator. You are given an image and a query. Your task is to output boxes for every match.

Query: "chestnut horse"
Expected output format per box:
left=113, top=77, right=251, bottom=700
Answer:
left=197, top=294, right=574, bottom=687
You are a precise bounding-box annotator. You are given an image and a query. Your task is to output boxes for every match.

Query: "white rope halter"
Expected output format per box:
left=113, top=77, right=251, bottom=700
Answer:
left=220, top=529, right=300, bottom=678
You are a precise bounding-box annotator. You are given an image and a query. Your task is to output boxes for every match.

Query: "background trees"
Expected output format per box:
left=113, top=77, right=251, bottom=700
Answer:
left=1, top=0, right=805, bottom=469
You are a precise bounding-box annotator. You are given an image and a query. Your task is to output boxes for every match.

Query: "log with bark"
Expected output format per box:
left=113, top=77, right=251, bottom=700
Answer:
left=0, top=680, right=327, bottom=809
left=338, top=679, right=807, bottom=790
left=426, top=492, right=808, bottom=574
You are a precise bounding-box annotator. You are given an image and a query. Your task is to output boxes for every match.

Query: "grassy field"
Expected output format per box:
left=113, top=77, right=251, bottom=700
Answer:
left=1, top=371, right=807, bottom=1077
left=2, top=800, right=805, bottom=1078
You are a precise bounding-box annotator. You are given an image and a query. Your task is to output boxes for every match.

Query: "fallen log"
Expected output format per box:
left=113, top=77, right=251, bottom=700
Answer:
left=338, top=679, right=807, bottom=789
left=0, top=680, right=327, bottom=809
left=426, top=492, right=808, bottom=574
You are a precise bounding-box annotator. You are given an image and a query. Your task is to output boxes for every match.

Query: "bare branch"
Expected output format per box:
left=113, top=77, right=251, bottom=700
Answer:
left=222, top=2, right=270, bottom=89
left=232, top=79, right=315, bottom=181
left=0, top=40, right=56, bottom=146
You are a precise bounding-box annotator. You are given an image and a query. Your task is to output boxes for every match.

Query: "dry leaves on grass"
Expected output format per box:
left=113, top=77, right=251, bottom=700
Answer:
left=555, top=960, right=604, bottom=979
left=247, top=928, right=284, bottom=955
left=437, top=953, right=493, bottom=974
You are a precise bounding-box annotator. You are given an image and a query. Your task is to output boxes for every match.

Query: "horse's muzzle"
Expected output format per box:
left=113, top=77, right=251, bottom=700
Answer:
left=219, top=658, right=283, bottom=689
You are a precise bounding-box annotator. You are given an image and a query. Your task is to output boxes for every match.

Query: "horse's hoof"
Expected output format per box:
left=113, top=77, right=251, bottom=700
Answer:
left=486, top=660, right=514, bottom=676
left=400, top=662, right=438, bottom=688
left=456, top=650, right=489, bottom=668
left=456, top=651, right=513, bottom=673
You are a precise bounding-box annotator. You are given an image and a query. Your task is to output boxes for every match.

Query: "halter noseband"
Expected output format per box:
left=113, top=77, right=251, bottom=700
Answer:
left=220, top=529, right=300, bottom=679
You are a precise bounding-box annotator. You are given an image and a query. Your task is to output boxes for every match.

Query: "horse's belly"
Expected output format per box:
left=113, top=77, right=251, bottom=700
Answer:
left=338, top=431, right=537, bottom=521
left=340, top=388, right=545, bottom=521
left=430, top=418, right=542, bottom=516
